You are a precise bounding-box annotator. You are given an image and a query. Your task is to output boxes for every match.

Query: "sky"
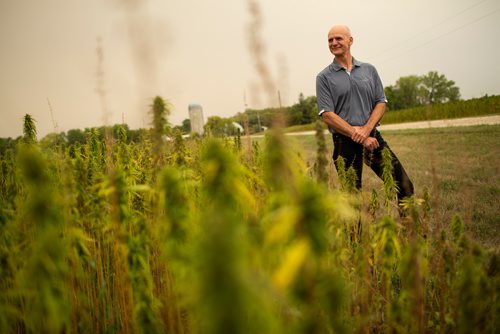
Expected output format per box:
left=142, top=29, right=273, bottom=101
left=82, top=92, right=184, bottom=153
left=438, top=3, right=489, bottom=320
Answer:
left=1, top=0, right=499, bottom=139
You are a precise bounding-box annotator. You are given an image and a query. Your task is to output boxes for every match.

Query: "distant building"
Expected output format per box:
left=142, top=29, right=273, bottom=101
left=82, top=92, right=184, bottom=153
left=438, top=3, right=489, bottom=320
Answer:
left=188, top=102, right=204, bottom=135
left=232, top=122, right=244, bottom=134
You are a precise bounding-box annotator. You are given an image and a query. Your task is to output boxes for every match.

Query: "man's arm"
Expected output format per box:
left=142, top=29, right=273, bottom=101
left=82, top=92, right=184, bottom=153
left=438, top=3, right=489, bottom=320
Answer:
left=320, top=111, right=357, bottom=138
left=351, top=102, right=386, bottom=143
left=320, top=109, right=380, bottom=150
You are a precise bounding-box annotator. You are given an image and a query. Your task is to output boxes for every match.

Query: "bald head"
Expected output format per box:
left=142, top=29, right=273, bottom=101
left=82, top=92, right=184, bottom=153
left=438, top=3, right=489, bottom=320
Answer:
left=328, top=25, right=352, bottom=39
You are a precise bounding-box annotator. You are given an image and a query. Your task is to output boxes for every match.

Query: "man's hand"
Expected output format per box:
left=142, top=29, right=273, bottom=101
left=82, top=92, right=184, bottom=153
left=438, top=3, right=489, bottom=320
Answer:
left=351, top=125, right=372, bottom=144
left=362, top=137, right=379, bottom=150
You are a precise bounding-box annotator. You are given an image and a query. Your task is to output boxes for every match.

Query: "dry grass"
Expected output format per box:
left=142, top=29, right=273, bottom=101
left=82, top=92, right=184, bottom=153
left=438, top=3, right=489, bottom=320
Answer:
left=286, top=124, right=500, bottom=250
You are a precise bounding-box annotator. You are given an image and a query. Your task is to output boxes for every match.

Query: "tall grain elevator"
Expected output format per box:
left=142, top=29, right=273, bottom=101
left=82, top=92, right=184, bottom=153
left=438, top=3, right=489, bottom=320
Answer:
left=188, top=102, right=204, bottom=135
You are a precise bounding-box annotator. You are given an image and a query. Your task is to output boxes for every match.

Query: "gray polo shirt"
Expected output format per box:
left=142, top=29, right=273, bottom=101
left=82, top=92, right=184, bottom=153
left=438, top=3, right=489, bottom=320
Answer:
left=316, top=58, right=387, bottom=130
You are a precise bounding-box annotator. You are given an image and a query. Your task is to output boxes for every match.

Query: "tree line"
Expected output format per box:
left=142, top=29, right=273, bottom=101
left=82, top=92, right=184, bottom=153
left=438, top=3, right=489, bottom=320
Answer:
left=203, top=70, right=460, bottom=135
left=0, top=97, right=174, bottom=155
left=0, top=70, right=461, bottom=148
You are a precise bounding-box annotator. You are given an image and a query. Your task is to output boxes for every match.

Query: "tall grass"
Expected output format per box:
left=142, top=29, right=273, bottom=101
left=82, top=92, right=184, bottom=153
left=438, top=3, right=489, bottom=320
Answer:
left=0, top=115, right=498, bottom=333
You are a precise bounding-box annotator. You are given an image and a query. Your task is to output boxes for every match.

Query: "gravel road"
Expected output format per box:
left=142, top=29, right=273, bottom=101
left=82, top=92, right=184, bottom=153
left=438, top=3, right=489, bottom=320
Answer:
left=377, top=115, right=500, bottom=131
left=283, top=115, right=500, bottom=137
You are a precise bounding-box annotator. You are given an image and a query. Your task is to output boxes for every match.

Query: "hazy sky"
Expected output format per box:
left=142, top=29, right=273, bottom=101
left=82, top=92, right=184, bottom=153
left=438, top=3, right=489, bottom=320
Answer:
left=1, top=0, right=499, bottom=138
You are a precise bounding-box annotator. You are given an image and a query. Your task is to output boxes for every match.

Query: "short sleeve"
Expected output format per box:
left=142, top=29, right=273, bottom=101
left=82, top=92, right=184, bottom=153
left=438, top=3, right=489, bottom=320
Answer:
left=371, top=67, right=387, bottom=105
left=316, top=74, right=335, bottom=116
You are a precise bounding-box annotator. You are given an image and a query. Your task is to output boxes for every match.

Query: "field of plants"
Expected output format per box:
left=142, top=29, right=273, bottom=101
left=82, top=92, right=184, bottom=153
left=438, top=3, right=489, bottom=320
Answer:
left=0, top=115, right=498, bottom=333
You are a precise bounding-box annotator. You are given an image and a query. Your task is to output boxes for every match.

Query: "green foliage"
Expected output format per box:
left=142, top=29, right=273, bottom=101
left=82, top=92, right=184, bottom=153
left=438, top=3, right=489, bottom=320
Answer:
left=383, top=94, right=499, bottom=124
left=233, top=108, right=274, bottom=133
left=66, top=128, right=86, bottom=145
left=149, top=96, right=172, bottom=152
left=420, top=71, right=460, bottom=105
left=176, top=118, right=191, bottom=134
left=191, top=139, right=277, bottom=334
left=369, top=188, right=380, bottom=219
left=288, top=93, right=317, bottom=125
left=112, top=168, right=162, bottom=334
left=385, top=71, right=461, bottom=111
left=450, top=214, right=464, bottom=244
left=335, top=156, right=358, bottom=194
left=159, top=166, right=191, bottom=250
left=313, top=119, right=328, bottom=184
left=203, top=116, right=239, bottom=137
left=0, top=137, right=17, bottom=156
left=22, top=114, right=37, bottom=145
left=232, top=94, right=317, bottom=134
left=384, top=75, right=422, bottom=110
left=17, top=146, right=70, bottom=333
left=263, top=130, right=288, bottom=193
left=381, top=147, right=397, bottom=211
left=0, top=111, right=498, bottom=334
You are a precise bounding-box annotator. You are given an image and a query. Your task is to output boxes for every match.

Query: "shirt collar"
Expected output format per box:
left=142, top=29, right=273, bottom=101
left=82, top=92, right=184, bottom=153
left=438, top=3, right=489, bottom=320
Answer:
left=331, top=57, right=362, bottom=72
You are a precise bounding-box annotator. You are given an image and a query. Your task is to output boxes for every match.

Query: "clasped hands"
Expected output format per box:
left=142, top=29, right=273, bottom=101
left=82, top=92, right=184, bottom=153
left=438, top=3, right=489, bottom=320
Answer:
left=351, top=126, right=379, bottom=150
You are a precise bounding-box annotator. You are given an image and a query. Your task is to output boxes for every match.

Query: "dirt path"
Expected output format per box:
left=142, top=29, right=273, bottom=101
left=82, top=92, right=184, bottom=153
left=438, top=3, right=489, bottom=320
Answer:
left=282, top=115, right=500, bottom=137
left=377, top=115, right=500, bottom=131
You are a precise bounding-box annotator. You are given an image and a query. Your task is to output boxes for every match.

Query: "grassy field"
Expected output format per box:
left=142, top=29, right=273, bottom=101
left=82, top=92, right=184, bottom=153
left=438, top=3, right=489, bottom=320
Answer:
left=285, top=124, right=500, bottom=250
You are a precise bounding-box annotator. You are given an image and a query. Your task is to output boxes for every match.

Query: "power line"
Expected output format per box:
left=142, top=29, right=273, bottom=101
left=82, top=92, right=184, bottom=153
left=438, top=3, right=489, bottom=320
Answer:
left=377, top=7, right=500, bottom=65
left=372, top=0, right=489, bottom=60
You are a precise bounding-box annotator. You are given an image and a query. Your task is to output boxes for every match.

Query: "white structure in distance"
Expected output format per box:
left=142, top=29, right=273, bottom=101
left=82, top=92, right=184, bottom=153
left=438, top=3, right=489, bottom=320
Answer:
left=232, top=122, right=244, bottom=134
left=188, top=102, right=204, bottom=135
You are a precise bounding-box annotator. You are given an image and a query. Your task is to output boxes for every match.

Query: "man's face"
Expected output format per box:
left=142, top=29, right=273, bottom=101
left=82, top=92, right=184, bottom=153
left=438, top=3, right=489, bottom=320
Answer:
left=328, top=29, right=352, bottom=57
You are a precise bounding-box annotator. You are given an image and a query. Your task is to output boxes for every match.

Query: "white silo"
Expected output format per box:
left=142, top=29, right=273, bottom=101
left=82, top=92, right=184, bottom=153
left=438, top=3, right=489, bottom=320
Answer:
left=188, top=102, right=204, bottom=135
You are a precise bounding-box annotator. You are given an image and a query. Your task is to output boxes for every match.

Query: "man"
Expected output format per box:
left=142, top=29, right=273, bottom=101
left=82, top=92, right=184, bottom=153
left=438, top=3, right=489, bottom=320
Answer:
left=316, top=24, right=414, bottom=204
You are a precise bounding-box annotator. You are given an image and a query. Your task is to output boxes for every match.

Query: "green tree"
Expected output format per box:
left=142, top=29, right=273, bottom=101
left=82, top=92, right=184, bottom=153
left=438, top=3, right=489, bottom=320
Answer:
left=66, top=129, right=86, bottom=145
left=288, top=94, right=317, bottom=126
left=304, top=95, right=318, bottom=123
left=419, top=71, right=460, bottom=105
left=385, top=71, right=460, bottom=111
left=232, top=107, right=277, bottom=133
left=40, top=132, right=66, bottom=148
left=181, top=119, right=191, bottom=133
left=204, top=116, right=237, bottom=137
left=287, top=103, right=302, bottom=126
left=385, top=75, right=421, bottom=111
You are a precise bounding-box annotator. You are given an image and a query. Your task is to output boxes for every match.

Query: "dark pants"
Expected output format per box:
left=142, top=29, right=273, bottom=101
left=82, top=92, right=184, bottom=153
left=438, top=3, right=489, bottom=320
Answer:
left=332, top=130, right=414, bottom=202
